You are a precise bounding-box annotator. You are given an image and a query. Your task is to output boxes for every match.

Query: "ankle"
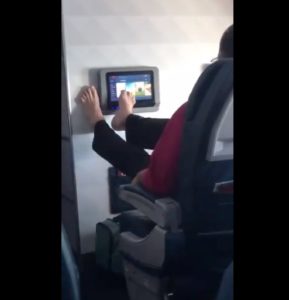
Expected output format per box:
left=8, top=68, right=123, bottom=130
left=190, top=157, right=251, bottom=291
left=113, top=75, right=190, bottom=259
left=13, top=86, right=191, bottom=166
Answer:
left=90, top=114, right=104, bottom=126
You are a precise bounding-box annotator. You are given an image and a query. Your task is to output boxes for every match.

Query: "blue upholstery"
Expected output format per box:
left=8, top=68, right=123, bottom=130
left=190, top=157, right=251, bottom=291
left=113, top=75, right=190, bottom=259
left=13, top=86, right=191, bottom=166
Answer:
left=216, top=262, right=233, bottom=300
left=176, top=59, right=233, bottom=275
left=118, top=59, right=233, bottom=300
left=62, top=225, right=81, bottom=300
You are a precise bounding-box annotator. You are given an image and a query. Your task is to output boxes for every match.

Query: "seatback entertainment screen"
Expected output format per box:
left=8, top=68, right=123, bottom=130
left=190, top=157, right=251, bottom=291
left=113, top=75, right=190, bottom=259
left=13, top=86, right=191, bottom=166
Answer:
left=106, top=71, right=155, bottom=110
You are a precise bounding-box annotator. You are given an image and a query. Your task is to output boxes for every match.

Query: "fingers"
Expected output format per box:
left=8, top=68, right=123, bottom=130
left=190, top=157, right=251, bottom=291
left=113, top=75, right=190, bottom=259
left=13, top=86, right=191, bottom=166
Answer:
left=131, top=169, right=145, bottom=186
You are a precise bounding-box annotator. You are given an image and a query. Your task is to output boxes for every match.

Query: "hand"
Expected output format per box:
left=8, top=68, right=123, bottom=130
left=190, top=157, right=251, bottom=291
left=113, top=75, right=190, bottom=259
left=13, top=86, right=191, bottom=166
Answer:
left=131, top=169, right=146, bottom=186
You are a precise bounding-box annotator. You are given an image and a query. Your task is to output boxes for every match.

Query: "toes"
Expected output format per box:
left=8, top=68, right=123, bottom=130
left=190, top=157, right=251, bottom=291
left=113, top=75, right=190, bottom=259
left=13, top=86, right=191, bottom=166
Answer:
left=84, top=90, right=90, bottom=100
left=81, top=94, right=90, bottom=103
left=91, top=86, right=98, bottom=98
left=91, top=86, right=99, bottom=103
left=88, top=88, right=93, bottom=102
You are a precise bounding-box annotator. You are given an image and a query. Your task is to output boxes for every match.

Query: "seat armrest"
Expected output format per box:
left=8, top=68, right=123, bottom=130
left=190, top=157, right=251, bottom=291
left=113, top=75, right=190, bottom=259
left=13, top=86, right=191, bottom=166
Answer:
left=120, top=226, right=166, bottom=269
left=119, top=184, right=181, bottom=231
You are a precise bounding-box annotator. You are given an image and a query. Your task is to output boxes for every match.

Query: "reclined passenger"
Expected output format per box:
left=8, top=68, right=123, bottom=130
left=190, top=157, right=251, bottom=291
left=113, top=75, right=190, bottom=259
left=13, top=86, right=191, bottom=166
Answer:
left=79, top=25, right=233, bottom=196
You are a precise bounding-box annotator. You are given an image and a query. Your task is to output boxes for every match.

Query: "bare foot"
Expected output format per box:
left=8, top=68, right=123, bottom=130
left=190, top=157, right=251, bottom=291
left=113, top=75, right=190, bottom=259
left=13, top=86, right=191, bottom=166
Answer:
left=79, top=86, right=104, bottom=126
left=111, top=90, right=136, bottom=131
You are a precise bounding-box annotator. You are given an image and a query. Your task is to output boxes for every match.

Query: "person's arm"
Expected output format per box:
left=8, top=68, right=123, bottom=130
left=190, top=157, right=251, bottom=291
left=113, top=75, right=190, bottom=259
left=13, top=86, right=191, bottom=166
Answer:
left=125, top=115, right=169, bottom=150
left=134, top=103, right=187, bottom=196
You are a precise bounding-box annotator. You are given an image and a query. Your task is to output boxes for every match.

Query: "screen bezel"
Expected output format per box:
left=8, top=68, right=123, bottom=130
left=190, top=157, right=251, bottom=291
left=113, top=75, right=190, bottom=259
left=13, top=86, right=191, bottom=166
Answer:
left=106, top=70, right=155, bottom=110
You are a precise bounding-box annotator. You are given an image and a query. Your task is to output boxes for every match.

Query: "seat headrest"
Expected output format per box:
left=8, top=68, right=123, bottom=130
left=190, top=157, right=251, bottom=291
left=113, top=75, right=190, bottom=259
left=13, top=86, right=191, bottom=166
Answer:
left=207, top=92, right=233, bottom=161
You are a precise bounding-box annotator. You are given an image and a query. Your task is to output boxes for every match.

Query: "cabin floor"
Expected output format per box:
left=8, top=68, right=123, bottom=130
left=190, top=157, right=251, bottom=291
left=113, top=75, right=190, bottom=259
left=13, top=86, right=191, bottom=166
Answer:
left=81, top=253, right=129, bottom=300
left=80, top=253, right=219, bottom=300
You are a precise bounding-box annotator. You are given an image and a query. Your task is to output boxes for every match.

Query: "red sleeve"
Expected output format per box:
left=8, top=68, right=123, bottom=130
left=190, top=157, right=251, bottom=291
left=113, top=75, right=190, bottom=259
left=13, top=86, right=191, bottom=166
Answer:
left=139, top=103, right=187, bottom=197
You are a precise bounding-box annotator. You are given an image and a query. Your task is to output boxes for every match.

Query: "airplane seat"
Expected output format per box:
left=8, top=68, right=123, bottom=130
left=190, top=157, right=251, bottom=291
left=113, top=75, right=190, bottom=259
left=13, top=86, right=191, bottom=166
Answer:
left=215, top=261, right=233, bottom=300
left=62, top=225, right=81, bottom=300
left=95, top=209, right=156, bottom=275
left=117, top=59, right=233, bottom=300
left=116, top=210, right=156, bottom=238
